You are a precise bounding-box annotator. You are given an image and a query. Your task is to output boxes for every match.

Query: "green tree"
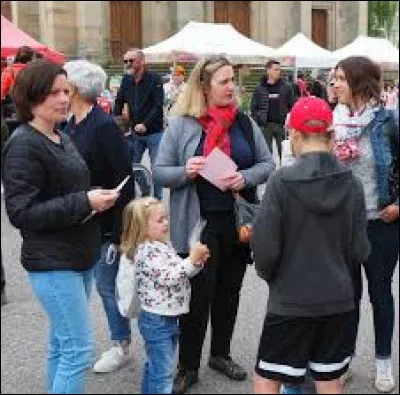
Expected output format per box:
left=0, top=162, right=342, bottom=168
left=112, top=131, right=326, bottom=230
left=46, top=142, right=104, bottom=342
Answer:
left=368, top=1, right=398, bottom=39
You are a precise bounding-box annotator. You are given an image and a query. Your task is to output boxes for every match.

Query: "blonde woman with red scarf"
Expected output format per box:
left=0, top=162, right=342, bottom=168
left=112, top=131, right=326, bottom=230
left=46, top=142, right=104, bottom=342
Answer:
left=154, top=56, right=275, bottom=393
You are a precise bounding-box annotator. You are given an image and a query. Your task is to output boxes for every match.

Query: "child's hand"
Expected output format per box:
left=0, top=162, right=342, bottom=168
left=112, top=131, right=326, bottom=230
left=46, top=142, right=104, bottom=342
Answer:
left=189, top=242, right=210, bottom=266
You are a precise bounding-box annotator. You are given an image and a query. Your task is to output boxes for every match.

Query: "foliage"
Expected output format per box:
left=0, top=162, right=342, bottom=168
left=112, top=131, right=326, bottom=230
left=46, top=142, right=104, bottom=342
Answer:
left=368, top=1, right=399, bottom=39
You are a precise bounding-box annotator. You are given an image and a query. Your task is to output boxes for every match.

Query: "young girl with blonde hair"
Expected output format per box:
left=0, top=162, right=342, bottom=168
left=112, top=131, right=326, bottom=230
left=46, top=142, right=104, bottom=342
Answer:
left=120, top=197, right=210, bottom=394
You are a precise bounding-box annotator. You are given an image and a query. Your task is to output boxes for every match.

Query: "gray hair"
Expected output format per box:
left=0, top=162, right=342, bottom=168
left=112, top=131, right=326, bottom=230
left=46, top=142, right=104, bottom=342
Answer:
left=64, top=60, right=107, bottom=102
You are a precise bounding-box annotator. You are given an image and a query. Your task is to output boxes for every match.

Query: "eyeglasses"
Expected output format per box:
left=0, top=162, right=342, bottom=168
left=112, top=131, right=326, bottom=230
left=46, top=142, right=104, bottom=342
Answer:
left=123, top=59, right=134, bottom=64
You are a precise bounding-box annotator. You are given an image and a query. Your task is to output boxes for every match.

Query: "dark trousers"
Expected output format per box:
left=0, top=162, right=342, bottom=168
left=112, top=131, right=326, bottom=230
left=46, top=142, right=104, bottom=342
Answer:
left=178, top=213, right=248, bottom=371
left=261, top=122, right=285, bottom=160
left=1, top=244, right=4, bottom=293
left=352, top=219, right=399, bottom=358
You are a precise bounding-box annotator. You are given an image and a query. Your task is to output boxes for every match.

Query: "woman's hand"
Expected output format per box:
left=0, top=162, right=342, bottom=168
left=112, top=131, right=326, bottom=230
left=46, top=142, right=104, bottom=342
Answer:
left=87, top=189, right=120, bottom=213
left=186, top=156, right=207, bottom=179
left=189, top=242, right=210, bottom=266
left=221, top=171, right=245, bottom=191
left=379, top=204, right=399, bottom=223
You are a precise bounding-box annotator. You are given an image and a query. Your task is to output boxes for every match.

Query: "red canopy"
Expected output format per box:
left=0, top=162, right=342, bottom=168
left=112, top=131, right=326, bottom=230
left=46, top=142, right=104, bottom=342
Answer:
left=1, top=14, right=65, bottom=64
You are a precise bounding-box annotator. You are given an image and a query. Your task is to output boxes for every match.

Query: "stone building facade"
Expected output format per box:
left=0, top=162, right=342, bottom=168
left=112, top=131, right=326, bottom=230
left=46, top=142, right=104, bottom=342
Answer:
left=2, top=1, right=368, bottom=64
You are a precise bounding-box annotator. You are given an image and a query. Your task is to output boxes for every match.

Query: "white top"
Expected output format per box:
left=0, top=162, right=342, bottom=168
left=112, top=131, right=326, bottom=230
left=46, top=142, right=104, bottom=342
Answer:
left=135, top=240, right=201, bottom=316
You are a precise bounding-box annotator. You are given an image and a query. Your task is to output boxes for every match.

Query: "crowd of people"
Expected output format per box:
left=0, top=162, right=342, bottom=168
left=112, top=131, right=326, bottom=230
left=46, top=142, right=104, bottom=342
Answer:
left=1, top=45, right=399, bottom=395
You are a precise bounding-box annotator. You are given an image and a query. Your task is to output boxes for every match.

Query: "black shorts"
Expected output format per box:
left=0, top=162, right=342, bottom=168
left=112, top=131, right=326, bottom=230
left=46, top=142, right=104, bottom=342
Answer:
left=255, top=311, right=355, bottom=384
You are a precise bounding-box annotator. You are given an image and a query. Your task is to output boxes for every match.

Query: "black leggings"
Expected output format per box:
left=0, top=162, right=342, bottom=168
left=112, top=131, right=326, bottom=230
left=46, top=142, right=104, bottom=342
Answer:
left=351, top=219, right=399, bottom=358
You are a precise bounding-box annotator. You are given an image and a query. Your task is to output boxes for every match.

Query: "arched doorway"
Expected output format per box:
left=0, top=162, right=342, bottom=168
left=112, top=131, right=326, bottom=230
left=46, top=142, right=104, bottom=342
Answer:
left=312, top=9, right=328, bottom=48
left=214, top=1, right=250, bottom=37
left=109, top=1, right=142, bottom=61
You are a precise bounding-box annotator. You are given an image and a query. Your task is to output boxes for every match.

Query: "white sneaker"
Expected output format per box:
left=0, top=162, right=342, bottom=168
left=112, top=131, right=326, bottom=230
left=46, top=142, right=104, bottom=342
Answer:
left=340, top=365, right=353, bottom=386
left=375, top=358, right=395, bottom=393
left=93, top=345, right=132, bottom=373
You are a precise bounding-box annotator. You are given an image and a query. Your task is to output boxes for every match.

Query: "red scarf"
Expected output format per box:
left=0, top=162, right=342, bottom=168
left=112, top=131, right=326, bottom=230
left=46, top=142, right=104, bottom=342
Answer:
left=198, top=105, right=238, bottom=157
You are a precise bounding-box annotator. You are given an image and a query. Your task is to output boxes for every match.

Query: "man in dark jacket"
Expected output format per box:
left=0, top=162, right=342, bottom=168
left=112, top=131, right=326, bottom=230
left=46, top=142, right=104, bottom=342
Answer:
left=114, top=49, right=164, bottom=199
left=251, top=97, right=370, bottom=394
left=309, top=72, right=328, bottom=102
left=251, top=59, right=294, bottom=162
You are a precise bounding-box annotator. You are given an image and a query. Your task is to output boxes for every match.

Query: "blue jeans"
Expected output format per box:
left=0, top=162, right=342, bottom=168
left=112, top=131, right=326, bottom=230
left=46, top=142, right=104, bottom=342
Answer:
left=94, top=242, right=131, bottom=341
left=125, top=132, right=163, bottom=200
left=138, top=311, right=179, bottom=394
left=28, top=269, right=94, bottom=394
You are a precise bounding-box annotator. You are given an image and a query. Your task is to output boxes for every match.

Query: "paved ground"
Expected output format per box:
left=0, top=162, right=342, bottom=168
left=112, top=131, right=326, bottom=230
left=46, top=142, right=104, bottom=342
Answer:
left=1, top=183, right=399, bottom=394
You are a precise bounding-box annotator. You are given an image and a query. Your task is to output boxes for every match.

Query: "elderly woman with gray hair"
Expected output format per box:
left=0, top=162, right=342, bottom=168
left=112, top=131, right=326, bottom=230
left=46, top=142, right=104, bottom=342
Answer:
left=63, top=60, right=135, bottom=374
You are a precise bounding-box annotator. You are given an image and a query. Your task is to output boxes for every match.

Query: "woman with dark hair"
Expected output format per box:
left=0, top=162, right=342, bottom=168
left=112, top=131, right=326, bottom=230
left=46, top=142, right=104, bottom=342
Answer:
left=154, top=56, right=275, bottom=393
left=2, top=59, right=120, bottom=393
left=333, top=56, right=399, bottom=393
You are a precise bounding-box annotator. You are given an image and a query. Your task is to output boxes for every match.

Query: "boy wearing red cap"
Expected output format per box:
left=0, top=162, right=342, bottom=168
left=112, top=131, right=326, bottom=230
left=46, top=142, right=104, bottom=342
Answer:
left=251, top=97, right=370, bottom=394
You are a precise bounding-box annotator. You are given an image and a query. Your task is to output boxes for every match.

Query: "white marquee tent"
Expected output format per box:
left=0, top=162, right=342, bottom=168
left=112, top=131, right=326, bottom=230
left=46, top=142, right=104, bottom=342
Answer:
left=273, top=32, right=338, bottom=69
left=333, top=36, right=399, bottom=69
left=142, top=21, right=275, bottom=64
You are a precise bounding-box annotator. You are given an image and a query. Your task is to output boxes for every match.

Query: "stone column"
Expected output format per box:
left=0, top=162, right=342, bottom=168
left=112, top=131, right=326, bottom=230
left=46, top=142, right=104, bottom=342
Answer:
left=142, top=1, right=171, bottom=47
left=76, top=1, right=110, bottom=62
left=12, top=1, right=40, bottom=41
left=358, top=0, right=368, bottom=35
left=204, top=1, right=214, bottom=23
left=250, top=1, right=269, bottom=44
left=39, top=1, right=77, bottom=57
left=176, top=1, right=204, bottom=30
left=265, top=1, right=297, bottom=47
left=335, top=1, right=363, bottom=48
left=300, top=1, right=312, bottom=38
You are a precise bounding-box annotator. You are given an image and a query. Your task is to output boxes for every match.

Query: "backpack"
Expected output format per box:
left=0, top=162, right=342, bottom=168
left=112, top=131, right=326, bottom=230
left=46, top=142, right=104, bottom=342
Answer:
left=115, top=253, right=141, bottom=319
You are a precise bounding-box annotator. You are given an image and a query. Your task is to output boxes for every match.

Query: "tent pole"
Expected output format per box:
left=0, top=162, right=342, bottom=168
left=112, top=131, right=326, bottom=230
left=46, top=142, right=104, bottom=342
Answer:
left=238, top=66, right=243, bottom=89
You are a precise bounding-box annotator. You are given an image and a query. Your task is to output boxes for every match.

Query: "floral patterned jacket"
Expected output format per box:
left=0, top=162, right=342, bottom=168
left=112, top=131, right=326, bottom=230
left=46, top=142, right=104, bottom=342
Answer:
left=135, top=240, right=201, bottom=316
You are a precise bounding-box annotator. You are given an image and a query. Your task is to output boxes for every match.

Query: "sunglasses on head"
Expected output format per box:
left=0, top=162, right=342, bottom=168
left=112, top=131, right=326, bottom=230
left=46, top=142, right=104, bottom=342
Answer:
left=199, top=55, right=230, bottom=82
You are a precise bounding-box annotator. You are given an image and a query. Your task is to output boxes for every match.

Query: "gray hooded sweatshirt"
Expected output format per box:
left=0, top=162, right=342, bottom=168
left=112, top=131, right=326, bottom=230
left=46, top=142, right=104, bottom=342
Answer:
left=251, top=151, right=370, bottom=317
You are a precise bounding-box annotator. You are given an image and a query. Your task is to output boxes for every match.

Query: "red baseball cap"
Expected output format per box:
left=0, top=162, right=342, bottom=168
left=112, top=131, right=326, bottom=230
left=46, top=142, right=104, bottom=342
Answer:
left=287, top=97, right=333, bottom=134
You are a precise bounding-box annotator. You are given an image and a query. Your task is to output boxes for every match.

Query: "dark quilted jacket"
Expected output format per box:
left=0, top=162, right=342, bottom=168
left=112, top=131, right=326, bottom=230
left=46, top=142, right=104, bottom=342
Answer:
left=250, top=77, right=295, bottom=127
left=2, top=124, right=100, bottom=272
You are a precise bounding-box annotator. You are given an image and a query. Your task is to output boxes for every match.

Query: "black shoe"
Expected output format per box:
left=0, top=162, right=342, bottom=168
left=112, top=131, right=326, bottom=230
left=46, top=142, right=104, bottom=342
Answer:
left=172, top=368, right=199, bottom=394
left=208, top=355, right=247, bottom=381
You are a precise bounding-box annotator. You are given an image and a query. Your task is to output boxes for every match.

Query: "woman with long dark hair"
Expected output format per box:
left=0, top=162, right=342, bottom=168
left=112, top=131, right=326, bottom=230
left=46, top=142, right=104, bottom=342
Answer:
left=333, top=56, right=399, bottom=393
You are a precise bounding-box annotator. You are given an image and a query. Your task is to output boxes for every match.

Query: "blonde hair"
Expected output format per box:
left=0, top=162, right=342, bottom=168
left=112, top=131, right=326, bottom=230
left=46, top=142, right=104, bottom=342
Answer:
left=173, top=56, right=233, bottom=118
left=120, top=197, right=163, bottom=259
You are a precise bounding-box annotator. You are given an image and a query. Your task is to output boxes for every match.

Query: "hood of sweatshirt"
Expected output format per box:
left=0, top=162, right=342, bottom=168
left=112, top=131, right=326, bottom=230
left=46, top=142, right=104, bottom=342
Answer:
left=280, top=151, right=354, bottom=214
